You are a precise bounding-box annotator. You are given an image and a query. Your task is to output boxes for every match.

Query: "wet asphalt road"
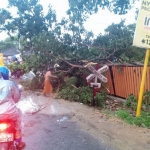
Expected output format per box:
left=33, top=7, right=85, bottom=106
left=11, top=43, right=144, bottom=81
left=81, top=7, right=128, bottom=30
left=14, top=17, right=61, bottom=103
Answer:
left=21, top=97, right=116, bottom=150
left=23, top=113, right=115, bottom=150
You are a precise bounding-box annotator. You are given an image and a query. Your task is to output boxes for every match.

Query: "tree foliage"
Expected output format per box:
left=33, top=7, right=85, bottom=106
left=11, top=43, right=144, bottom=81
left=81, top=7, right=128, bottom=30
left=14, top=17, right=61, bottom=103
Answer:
left=0, top=37, right=18, bottom=52
left=0, top=0, right=144, bottom=74
left=92, top=20, right=145, bottom=63
left=0, top=0, right=56, bottom=39
left=67, top=0, right=138, bottom=25
left=21, top=20, right=145, bottom=76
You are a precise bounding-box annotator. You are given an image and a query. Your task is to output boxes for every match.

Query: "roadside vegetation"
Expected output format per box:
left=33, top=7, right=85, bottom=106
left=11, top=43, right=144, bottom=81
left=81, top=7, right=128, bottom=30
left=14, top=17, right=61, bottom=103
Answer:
left=55, top=76, right=150, bottom=128
left=20, top=67, right=150, bottom=129
left=1, top=0, right=149, bottom=128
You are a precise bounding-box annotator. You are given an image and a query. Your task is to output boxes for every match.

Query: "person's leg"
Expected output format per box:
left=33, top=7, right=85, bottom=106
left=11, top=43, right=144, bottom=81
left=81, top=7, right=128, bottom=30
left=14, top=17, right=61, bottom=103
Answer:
left=49, top=82, right=53, bottom=97
left=9, top=108, right=25, bottom=148
left=43, top=80, right=53, bottom=97
left=43, top=80, right=47, bottom=96
left=12, top=108, right=22, bottom=138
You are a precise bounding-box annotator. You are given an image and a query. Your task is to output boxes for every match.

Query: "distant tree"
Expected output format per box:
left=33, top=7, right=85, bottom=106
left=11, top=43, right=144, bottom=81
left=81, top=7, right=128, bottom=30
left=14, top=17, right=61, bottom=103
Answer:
left=67, top=0, right=138, bottom=26
left=0, top=0, right=56, bottom=40
left=0, top=37, right=18, bottom=52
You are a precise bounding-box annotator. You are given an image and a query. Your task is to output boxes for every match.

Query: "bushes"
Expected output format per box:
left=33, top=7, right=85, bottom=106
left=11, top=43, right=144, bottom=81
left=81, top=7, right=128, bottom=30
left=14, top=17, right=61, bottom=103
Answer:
left=57, top=86, right=108, bottom=107
left=115, top=92, right=150, bottom=128
left=143, top=90, right=150, bottom=111
left=7, top=62, right=28, bottom=73
left=125, top=94, right=137, bottom=111
left=96, top=92, right=107, bottom=108
left=125, top=91, right=150, bottom=112
left=57, top=87, right=92, bottom=103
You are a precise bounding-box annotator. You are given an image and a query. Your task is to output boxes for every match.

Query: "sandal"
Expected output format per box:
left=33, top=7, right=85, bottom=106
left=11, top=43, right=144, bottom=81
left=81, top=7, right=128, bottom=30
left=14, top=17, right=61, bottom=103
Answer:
left=17, top=142, right=26, bottom=149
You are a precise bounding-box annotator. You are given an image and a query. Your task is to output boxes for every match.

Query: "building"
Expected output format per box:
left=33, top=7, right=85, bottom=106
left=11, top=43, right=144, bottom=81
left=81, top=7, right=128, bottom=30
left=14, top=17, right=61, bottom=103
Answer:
left=2, top=48, right=20, bottom=57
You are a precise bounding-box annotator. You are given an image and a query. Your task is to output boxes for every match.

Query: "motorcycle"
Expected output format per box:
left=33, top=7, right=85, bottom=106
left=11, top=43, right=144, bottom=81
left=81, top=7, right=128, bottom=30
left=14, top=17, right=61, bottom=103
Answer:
left=0, top=84, right=24, bottom=150
left=0, top=119, right=18, bottom=150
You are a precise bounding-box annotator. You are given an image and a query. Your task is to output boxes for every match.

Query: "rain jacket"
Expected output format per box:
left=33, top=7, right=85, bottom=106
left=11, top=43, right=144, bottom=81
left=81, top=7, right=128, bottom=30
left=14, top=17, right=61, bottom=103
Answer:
left=0, top=80, right=20, bottom=114
left=0, top=66, right=9, bottom=80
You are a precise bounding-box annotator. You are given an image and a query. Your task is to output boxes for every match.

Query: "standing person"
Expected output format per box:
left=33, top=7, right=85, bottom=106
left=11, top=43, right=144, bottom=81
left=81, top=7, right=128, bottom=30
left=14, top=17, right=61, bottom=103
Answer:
left=43, top=68, right=57, bottom=97
left=0, top=72, right=25, bottom=149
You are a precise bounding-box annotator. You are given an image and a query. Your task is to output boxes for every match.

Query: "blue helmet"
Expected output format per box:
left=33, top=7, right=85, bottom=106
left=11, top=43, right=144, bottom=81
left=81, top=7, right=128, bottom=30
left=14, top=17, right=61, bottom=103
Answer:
left=0, top=66, right=9, bottom=80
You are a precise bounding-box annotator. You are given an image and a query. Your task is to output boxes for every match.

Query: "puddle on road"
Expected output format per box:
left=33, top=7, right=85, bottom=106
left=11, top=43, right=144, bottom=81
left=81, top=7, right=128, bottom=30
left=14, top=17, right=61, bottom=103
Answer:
left=57, top=116, right=68, bottom=122
left=17, top=97, right=39, bottom=114
left=50, top=105, right=56, bottom=114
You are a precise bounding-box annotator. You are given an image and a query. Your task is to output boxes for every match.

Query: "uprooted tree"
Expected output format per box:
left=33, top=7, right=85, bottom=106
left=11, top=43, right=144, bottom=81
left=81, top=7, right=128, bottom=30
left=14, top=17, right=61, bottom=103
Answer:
left=22, top=21, right=145, bottom=72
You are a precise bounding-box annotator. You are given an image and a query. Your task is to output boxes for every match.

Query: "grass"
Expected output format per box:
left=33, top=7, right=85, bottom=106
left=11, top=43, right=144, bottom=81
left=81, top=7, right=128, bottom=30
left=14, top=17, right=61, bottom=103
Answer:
left=116, top=109, right=150, bottom=128
left=102, top=108, right=150, bottom=128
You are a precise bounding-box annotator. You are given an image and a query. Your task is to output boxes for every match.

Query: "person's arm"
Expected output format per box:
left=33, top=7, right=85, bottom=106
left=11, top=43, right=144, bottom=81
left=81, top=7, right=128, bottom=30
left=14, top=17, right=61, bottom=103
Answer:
left=49, top=71, right=58, bottom=78
left=11, top=82, right=21, bottom=103
left=51, top=75, right=58, bottom=78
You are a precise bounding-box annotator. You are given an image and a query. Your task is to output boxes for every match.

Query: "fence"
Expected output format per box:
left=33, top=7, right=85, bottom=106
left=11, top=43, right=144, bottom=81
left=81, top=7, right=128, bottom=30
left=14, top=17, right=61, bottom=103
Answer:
left=105, top=66, right=150, bottom=99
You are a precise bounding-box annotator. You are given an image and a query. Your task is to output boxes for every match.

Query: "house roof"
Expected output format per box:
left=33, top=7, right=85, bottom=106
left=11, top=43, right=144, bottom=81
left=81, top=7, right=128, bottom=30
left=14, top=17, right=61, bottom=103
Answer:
left=2, top=48, right=20, bottom=57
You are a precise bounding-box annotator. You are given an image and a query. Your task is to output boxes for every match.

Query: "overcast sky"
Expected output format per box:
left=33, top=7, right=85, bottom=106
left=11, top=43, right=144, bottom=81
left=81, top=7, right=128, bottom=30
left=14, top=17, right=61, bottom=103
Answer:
left=0, top=0, right=140, bottom=40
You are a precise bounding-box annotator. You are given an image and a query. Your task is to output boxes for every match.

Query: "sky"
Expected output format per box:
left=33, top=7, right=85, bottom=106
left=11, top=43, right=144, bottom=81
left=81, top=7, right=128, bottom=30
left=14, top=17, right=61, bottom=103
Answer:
left=0, top=0, right=140, bottom=40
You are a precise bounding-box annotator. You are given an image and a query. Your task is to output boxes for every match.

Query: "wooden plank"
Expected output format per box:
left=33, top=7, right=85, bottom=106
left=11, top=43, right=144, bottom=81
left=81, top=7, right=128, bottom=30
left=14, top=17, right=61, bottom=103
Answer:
left=110, top=67, right=115, bottom=95
left=130, top=67, right=134, bottom=96
left=125, top=67, right=130, bottom=98
left=138, top=67, right=143, bottom=99
left=124, top=67, right=128, bottom=98
left=119, top=67, right=124, bottom=97
left=108, top=69, right=115, bottom=95
left=108, top=69, right=114, bottom=94
left=135, top=67, right=139, bottom=98
left=145, top=67, right=150, bottom=91
left=113, top=66, right=117, bottom=95
left=148, top=67, right=150, bottom=90
left=115, top=66, right=120, bottom=96
left=131, top=67, right=135, bottom=97
left=129, top=67, right=134, bottom=95
left=123, top=67, right=127, bottom=98
left=121, top=67, right=125, bottom=98
left=133, top=67, right=138, bottom=97
left=127, top=67, right=131, bottom=96
left=114, top=66, right=118, bottom=95
left=116, top=66, right=122, bottom=97
left=136, top=67, right=140, bottom=99
left=132, top=67, right=136, bottom=96
left=145, top=67, right=150, bottom=90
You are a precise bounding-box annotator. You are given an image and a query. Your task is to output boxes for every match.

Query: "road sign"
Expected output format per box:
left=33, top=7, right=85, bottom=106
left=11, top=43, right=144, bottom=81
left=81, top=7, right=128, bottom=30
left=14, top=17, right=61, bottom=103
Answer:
left=97, top=65, right=109, bottom=74
left=90, top=83, right=101, bottom=88
left=86, top=65, right=108, bottom=83
left=86, top=74, right=95, bottom=82
left=133, top=0, right=150, bottom=48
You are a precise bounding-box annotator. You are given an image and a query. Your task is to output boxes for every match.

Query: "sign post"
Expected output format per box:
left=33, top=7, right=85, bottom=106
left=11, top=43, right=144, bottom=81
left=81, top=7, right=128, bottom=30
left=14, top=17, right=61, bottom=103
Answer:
left=86, top=64, right=108, bottom=106
left=136, top=50, right=150, bottom=116
left=133, top=0, right=150, bottom=116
